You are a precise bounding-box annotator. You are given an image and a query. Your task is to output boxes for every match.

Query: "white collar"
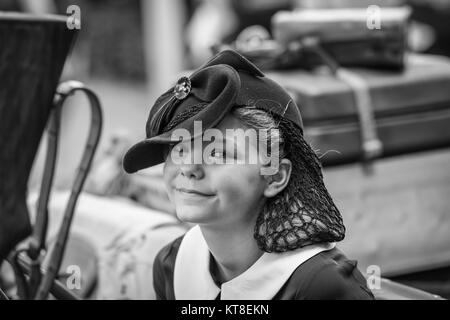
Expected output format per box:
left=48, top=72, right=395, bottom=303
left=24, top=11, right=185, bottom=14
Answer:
left=174, top=225, right=335, bottom=300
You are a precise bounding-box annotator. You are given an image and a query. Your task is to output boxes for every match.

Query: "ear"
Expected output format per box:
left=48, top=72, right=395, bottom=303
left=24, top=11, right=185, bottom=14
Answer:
left=263, top=158, right=292, bottom=198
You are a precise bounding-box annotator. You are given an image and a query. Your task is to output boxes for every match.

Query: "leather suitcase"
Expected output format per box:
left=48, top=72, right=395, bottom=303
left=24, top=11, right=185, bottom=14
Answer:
left=293, top=0, right=406, bottom=8
left=324, top=148, right=450, bottom=277
left=268, top=54, right=450, bottom=166
left=271, top=7, right=411, bottom=69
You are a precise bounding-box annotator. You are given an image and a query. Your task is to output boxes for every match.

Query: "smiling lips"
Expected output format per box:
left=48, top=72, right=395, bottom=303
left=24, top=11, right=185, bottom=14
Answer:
left=175, top=187, right=215, bottom=197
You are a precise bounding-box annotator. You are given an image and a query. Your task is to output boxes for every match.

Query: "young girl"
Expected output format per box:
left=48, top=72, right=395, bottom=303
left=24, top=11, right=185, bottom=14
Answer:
left=123, top=50, right=374, bottom=300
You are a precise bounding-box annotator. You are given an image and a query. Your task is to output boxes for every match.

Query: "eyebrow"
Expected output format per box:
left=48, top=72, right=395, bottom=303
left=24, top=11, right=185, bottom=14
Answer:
left=215, top=137, right=243, bottom=150
left=219, top=136, right=259, bottom=156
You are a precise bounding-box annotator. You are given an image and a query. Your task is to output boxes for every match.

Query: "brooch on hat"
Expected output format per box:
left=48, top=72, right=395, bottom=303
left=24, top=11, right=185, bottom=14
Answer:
left=173, top=76, right=191, bottom=100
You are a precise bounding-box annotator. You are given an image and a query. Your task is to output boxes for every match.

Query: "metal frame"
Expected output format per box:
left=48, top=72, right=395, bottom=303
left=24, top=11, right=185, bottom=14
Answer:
left=1, top=81, right=102, bottom=300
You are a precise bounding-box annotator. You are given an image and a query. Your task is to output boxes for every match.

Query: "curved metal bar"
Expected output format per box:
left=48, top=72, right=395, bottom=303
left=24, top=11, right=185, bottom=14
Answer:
left=0, top=288, right=7, bottom=300
left=12, top=251, right=80, bottom=300
left=27, top=99, right=63, bottom=297
left=34, top=81, right=103, bottom=300
left=6, top=250, right=30, bottom=299
left=31, top=101, right=62, bottom=255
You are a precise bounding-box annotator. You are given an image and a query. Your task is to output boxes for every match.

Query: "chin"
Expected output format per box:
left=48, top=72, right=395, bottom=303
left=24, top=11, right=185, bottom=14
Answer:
left=175, top=205, right=217, bottom=224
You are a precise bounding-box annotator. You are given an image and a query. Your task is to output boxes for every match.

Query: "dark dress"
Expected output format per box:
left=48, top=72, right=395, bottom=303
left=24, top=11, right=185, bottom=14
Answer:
left=153, top=235, right=375, bottom=300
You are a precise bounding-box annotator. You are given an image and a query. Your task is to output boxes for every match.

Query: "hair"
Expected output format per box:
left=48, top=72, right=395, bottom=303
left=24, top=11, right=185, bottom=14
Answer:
left=163, top=104, right=346, bottom=252
left=232, top=106, right=285, bottom=160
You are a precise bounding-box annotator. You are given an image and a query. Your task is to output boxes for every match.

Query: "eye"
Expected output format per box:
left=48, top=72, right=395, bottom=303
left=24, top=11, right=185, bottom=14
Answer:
left=210, top=149, right=225, bottom=159
left=169, top=143, right=186, bottom=158
left=175, top=145, right=184, bottom=156
left=206, top=149, right=227, bottom=164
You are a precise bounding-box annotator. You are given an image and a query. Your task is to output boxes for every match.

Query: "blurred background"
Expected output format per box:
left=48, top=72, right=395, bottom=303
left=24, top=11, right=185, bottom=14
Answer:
left=0, top=0, right=446, bottom=194
left=1, top=0, right=450, bottom=300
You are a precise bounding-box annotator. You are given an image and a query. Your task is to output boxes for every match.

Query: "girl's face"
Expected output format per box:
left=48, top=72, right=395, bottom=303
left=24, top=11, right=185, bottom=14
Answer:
left=163, top=114, right=268, bottom=228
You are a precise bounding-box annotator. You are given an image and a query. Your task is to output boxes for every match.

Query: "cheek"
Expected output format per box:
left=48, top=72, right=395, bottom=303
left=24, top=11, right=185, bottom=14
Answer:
left=163, top=159, right=177, bottom=197
left=213, top=165, right=265, bottom=203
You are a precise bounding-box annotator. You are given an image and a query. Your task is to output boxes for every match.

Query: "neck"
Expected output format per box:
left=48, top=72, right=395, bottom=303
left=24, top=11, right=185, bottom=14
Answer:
left=200, top=219, right=264, bottom=283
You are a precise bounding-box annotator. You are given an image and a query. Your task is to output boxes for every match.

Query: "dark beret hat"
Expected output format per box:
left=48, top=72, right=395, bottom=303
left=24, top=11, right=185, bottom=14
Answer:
left=123, top=50, right=303, bottom=173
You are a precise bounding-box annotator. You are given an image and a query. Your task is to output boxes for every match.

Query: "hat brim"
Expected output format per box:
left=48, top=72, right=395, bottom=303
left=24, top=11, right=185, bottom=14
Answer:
left=122, top=137, right=171, bottom=173
left=123, top=121, right=205, bottom=173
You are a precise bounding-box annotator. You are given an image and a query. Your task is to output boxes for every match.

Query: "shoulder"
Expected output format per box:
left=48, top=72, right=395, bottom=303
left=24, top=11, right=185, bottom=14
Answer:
left=153, top=235, right=184, bottom=300
left=283, top=247, right=375, bottom=300
left=154, top=235, right=184, bottom=266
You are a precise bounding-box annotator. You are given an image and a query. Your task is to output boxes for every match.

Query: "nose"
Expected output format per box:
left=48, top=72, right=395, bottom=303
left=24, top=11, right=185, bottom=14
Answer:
left=180, top=163, right=204, bottom=179
left=174, top=139, right=205, bottom=179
